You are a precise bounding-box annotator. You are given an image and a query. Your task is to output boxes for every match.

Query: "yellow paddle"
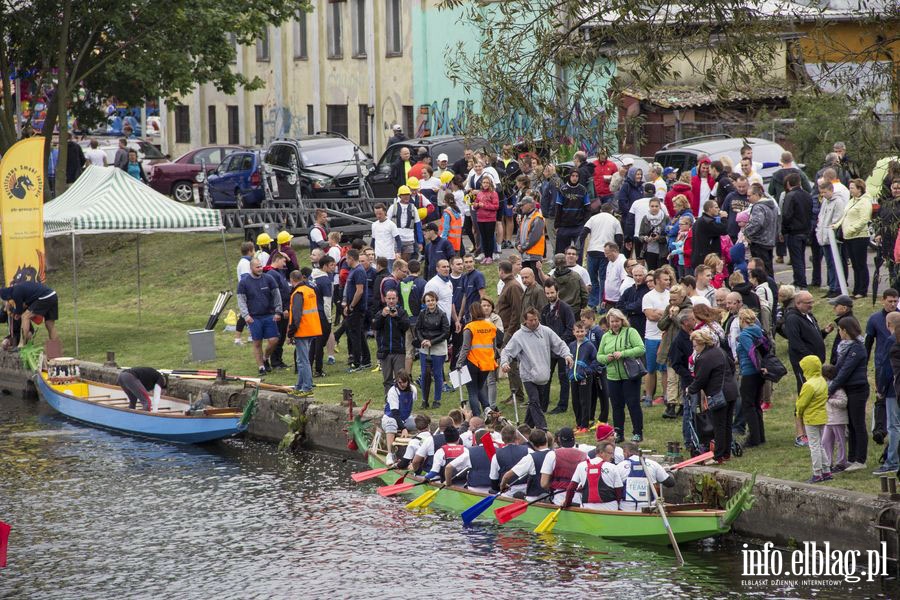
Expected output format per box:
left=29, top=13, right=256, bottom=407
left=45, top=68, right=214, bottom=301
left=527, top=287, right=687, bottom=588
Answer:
left=533, top=508, right=561, bottom=533
left=406, top=467, right=469, bottom=509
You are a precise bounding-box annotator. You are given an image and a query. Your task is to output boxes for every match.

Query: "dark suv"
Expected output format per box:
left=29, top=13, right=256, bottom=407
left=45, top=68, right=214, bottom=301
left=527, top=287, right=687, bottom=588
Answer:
left=367, top=135, right=490, bottom=198
left=264, top=135, right=374, bottom=200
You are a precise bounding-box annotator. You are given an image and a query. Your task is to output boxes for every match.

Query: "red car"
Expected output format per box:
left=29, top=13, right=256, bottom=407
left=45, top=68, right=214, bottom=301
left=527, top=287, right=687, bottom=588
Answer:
left=149, top=145, right=244, bottom=202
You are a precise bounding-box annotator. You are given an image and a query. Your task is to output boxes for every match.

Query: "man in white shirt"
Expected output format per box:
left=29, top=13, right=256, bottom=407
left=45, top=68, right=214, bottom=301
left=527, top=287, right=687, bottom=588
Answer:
left=580, top=204, right=622, bottom=308
left=602, top=242, right=627, bottom=305
left=423, top=259, right=453, bottom=322
left=370, top=203, right=401, bottom=271
left=563, top=441, right=624, bottom=511
left=386, top=187, right=423, bottom=260
left=739, top=157, right=764, bottom=188
left=83, top=139, right=107, bottom=167
left=641, top=270, right=670, bottom=405
left=617, top=442, right=674, bottom=512
left=648, top=164, right=667, bottom=199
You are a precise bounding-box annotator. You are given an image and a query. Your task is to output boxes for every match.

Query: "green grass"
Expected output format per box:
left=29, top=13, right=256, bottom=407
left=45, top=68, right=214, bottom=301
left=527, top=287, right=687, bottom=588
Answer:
left=27, top=232, right=890, bottom=494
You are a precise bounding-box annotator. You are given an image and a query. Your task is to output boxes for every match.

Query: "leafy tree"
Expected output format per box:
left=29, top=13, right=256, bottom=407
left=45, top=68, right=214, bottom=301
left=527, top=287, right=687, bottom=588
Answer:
left=0, top=0, right=310, bottom=192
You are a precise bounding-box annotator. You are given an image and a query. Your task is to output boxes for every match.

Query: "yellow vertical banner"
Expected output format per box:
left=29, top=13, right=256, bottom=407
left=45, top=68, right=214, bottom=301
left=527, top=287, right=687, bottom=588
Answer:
left=0, top=137, right=46, bottom=287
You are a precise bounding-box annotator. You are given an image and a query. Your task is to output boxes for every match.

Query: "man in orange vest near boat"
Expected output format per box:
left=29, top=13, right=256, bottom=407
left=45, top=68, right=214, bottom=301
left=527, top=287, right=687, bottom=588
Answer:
left=515, top=195, right=546, bottom=278
left=116, top=367, right=166, bottom=411
left=538, top=427, right=587, bottom=506
left=287, top=268, right=322, bottom=397
left=563, top=440, right=625, bottom=511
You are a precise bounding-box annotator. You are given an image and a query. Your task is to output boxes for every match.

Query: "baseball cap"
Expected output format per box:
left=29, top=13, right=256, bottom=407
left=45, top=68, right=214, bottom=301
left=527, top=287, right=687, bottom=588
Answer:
left=828, top=294, right=854, bottom=308
left=663, top=167, right=678, bottom=177
left=557, top=427, right=576, bottom=448
left=392, top=124, right=402, bottom=131
left=437, top=153, right=448, bottom=162
left=623, top=157, right=635, bottom=166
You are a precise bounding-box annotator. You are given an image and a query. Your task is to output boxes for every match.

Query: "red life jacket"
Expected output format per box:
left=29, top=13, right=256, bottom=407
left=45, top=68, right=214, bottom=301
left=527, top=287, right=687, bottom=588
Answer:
left=442, top=443, right=465, bottom=461
left=582, top=459, right=618, bottom=504
left=550, top=447, right=587, bottom=490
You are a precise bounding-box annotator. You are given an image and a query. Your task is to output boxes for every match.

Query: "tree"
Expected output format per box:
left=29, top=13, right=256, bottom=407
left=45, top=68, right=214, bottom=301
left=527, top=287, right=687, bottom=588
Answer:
left=0, top=0, right=310, bottom=193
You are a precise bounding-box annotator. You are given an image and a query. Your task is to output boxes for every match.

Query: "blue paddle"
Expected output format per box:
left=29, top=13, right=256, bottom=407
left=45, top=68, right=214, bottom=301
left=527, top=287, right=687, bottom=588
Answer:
left=461, top=474, right=526, bottom=525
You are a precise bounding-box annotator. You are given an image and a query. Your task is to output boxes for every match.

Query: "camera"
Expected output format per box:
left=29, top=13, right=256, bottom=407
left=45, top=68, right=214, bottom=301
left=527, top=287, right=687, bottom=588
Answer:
left=389, top=307, right=398, bottom=315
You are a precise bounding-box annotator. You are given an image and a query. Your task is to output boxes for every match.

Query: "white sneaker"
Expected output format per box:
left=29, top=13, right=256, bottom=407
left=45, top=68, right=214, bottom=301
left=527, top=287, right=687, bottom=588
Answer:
left=844, top=462, right=867, bottom=472
left=386, top=452, right=396, bottom=466
left=233, top=338, right=245, bottom=346
left=475, top=253, right=485, bottom=261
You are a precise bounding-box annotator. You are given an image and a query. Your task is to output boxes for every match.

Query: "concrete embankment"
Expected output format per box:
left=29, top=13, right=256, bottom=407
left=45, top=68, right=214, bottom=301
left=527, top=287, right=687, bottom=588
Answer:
left=2, top=355, right=899, bottom=555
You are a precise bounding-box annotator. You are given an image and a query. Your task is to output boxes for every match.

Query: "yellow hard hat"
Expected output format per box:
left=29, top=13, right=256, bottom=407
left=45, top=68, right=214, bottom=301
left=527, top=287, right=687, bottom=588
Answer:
left=256, top=232, right=273, bottom=246
left=406, top=176, right=420, bottom=190
left=277, top=231, right=293, bottom=245
left=417, top=207, right=428, bottom=220
left=397, top=185, right=411, bottom=196
left=440, top=171, right=454, bottom=185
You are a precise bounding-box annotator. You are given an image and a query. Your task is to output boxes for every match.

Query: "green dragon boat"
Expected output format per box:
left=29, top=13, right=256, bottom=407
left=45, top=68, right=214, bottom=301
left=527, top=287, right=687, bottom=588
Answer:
left=346, top=404, right=756, bottom=546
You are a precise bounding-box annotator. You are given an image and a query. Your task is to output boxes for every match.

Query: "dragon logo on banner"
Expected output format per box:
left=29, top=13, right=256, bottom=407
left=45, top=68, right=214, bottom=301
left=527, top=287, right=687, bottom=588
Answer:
left=0, top=138, right=46, bottom=286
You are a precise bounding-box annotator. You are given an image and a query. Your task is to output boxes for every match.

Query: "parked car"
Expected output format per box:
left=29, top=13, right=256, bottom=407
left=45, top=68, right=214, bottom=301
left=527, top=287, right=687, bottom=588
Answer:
left=148, top=145, right=244, bottom=202
left=206, top=151, right=265, bottom=208
left=654, top=135, right=786, bottom=182
left=556, top=153, right=651, bottom=180
left=265, top=134, right=374, bottom=200
left=367, top=135, right=490, bottom=198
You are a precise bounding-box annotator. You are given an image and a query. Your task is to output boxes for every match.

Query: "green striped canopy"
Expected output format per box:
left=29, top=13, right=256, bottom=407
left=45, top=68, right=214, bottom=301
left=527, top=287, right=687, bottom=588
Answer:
left=43, top=165, right=223, bottom=237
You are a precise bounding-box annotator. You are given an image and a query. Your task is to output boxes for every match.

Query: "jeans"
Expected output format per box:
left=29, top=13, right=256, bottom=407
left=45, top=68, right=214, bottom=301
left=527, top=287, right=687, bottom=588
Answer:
left=845, top=383, right=869, bottom=464
left=465, top=362, right=490, bottom=416
left=523, top=380, right=546, bottom=430
left=419, top=352, right=446, bottom=406
left=608, top=377, right=643, bottom=437
left=785, top=234, right=808, bottom=288
left=543, top=356, right=570, bottom=410
left=886, top=395, right=900, bottom=470
left=846, top=237, right=869, bottom=296
left=294, top=338, right=313, bottom=392
left=555, top=226, right=582, bottom=256
left=587, top=251, right=609, bottom=307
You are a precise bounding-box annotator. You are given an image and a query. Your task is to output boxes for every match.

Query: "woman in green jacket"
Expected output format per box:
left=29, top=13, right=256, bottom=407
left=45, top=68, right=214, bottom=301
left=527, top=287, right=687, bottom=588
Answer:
left=833, top=178, right=872, bottom=298
left=597, top=308, right=647, bottom=442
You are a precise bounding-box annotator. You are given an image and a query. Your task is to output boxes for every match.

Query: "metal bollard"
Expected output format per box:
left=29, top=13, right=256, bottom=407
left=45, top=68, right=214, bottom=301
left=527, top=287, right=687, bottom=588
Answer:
left=880, top=476, right=890, bottom=493
left=104, top=351, right=117, bottom=368
left=342, top=388, right=354, bottom=408
left=216, top=368, right=227, bottom=384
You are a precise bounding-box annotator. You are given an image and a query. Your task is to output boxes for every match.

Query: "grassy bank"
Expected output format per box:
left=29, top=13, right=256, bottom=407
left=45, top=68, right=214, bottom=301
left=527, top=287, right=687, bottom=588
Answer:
left=27, top=232, right=890, bottom=494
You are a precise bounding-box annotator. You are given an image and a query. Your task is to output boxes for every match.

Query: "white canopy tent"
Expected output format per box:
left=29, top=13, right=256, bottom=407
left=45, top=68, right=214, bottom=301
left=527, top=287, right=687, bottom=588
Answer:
left=43, top=166, right=226, bottom=354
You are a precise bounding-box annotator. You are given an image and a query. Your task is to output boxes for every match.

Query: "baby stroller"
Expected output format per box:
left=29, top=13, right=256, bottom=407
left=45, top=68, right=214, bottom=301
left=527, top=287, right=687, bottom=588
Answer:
left=687, top=393, right=743, bottom=458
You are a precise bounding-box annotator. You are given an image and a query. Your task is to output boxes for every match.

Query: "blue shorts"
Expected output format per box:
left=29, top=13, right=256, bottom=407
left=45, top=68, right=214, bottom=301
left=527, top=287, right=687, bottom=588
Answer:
left=645, top=339, right=666, bottom=372
left=248, top=315, right=279, bottom=341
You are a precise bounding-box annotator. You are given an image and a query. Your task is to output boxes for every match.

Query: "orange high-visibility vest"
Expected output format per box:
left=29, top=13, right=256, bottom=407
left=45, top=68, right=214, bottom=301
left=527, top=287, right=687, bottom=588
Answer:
left=522, top=210, right=545, bottom=258
left=464, top=320, right=498, bottom=371
left=289, top=285, right=322, bottom=338
left=440, top=208, right=463, bottom=252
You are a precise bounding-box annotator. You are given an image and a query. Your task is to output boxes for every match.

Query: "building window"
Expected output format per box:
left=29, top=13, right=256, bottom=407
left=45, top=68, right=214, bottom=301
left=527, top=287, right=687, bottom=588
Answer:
left=307, top=105, right=315, bottom=135
left=255, top=105, right=264, bottom=145
left=327, top=105, right=348, bottom=137
left=227, top=105, right=240, bottom=145
left=385, top=0, right=401, bottom=56
left=208, top=106, right=217, bottom=144
left=359, top=105, right=369, bottom=146
left=402, top=105, right=414, bottom=139
left=351, top=0, right=366, bottom=58
left=256, top=27, right=270, bottom=61
left=175, top=105, right=190, bottom=144
left=293, top=14, right=308, bottom=59
left=227, top=33, right=237, bottom=64
left=327, top=2, right=342, bottom=59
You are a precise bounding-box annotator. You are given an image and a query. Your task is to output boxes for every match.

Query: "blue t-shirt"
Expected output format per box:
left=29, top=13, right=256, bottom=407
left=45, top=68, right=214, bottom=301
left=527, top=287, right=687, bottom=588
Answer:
left=464, top=270, right=486, bottom=318
left=237, top=273, right=278, bottom=317
left=345, top=265, right=369, bottom=311
left=451, top=274, right=466, bottom=313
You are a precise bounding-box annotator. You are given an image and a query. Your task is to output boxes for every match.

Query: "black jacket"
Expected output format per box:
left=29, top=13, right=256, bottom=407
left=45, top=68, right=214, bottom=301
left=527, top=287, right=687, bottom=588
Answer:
left=714, top=172, right=735, bottom=207
left=372, top=307, right=409, bottom=358
left=390, top=157, right=414, bottom=190
left=577, top=162, right=596, bottom=196
left=540, top=300, right=576, bottom=344
left=890, top=340, right=900, bottom=398
left=687, top=346, right=737, bottom=404
left=619, top=283, right=649, bottom=339
left=414, top=307, right=450, bottom=347
left=669, top=329, right=694, bottom=387
left=781, top=188, right=813, bottom=235
left=782, top=307, right=826, bottom=363
left=768, top=167, right=811, bottom=200
left=828, top=312, right=852, bottom=364
left=690, top=212, right=728, bottom=267
left=731, top=281, right=761, bottom=313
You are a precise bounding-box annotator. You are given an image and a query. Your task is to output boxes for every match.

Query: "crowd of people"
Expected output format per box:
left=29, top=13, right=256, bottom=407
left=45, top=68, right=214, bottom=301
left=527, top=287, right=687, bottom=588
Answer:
left=234, top=142, right=900, bottom=484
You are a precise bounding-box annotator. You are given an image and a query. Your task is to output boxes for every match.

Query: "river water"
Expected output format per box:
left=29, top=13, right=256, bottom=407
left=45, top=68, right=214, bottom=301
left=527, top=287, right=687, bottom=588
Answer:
left=0, top=396, right=895, bottom=599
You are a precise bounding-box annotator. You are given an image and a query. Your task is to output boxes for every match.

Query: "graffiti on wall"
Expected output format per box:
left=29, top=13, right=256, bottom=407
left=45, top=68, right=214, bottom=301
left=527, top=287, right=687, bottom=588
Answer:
left=415, top=98, right=475, bottom=137
left=263, top=105, right=306, bottom=142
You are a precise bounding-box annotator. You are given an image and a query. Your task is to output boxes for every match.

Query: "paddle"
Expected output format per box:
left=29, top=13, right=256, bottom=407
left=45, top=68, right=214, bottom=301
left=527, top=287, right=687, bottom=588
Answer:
left=406, top=468, right=470, bottom=509
left=376, top=475, right=437, bottom=497
left=460, top=473, right=526, bottom=525
left=640, top=454, right=684, bottom=567
left=494, top=489, right=558, bottom=524
left=352, top=466, right=405, bottom=483
left=481, top=432, right=497, bottom=461
left=670, top=451, right=714, bottom=471
left=533, top=508, right=561, bottom=534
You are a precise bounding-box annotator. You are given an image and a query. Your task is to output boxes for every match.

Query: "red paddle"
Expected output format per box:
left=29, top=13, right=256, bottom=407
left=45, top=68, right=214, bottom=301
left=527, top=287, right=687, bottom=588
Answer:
left=671, top=451, right=714, bottom=471
left=377, top=477, right=435, bottom=497
left=351, top=467, right=394, bottom=482
left=493, top=490, right=557, bottom=524
left=481, top=433, right=497, bottom=461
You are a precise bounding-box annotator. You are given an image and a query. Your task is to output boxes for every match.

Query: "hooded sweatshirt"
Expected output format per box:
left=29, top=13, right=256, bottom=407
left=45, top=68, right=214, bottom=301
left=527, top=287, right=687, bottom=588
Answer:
left=664, top=181, right=692, bottom=214
left=744, top=197, right=779, bottom=248
left=500, top=324, right=572, bottom=384
left=616, top=168, right=644, bottom=219
left=796, top=355, right=828, bottom=426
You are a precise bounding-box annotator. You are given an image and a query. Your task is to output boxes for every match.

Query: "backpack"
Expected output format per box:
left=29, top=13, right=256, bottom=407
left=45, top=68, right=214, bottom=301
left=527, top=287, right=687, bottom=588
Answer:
left=748, top=332, right=787, bottom=382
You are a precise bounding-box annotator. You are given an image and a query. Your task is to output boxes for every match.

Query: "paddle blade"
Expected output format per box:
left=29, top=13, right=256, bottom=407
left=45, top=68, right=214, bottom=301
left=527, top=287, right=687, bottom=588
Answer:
left=377, top=481, right=415, bottom=497
left=671, top=451, right=714, bottom=471
left=0, top=520, right=9, bottom=567
left=481, top=433, right=496, bottom=461
left=534, top=508, right=561, bottom=534
left=351, top=467, right=389, bottom=482
left=494, top=500, right=529, bottom=524
left=392, top=473, right=408, bottom=484
left=461, top=494, right=497, bottom=525
left=407, top=488, right=439, bottom=509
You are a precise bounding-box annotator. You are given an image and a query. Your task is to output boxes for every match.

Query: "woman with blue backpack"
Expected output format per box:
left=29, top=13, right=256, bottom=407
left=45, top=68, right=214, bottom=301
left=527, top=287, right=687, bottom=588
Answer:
left=736, top=308, right=767, bottom=448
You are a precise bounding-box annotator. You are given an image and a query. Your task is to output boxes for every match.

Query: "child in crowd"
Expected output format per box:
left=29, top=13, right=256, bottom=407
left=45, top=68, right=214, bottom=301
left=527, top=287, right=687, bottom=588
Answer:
left=795, top=355, right=832, bottom=483
left=670, top=216, right=693, bottom=279
left=820, top=363, right=849, bottom=473
left=568, top=321, right=599, bottom=433
left=735, top=210, right=750, bottom=245
left=704, top=255, right=729, bottom=289
left=729, top=241, right=748, bottom=280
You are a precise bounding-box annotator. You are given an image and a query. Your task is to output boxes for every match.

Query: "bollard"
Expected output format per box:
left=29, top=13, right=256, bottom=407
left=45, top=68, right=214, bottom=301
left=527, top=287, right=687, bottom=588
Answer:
left=890, top=478, right=898, bottom=495
left=216, top=368, right=227, bottom=384
left=104, top=351, right=117, bottom=368
left=881, top=476, right=890, bottom=493
left=342, top=388, right=354, bottom=408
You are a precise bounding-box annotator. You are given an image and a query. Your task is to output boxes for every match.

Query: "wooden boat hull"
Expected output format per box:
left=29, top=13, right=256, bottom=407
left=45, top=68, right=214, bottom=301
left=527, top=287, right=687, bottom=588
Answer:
left=35, top=374, right=247, bottom=444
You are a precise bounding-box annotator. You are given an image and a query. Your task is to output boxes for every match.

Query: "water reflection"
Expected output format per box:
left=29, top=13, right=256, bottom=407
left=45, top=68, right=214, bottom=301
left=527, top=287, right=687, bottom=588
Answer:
left=0, top=396, right=895, bottom=599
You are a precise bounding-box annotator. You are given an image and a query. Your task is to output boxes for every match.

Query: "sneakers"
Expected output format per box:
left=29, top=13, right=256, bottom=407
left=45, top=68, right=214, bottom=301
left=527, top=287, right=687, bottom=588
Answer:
left=475, top=253, right=485, bottom=261
left=631, top=434, right=643, bottom=442
left=386, top=452, right=396, bottom=466
left=264, top=359, right=273, bottom=373
left=652, top=396, right=666, bottom=406
left=442, top=383, right=454, bottom=393
left=258, top=366, right=267, bottom=376
left=872, top=466, right=897, bottom=476
left=346, top=363, right=360, bottom=373
left=313, top=371, right=326, bottom=378
left=359, top=363, right=373, bottom=371
left=761, top=402, right=771, bottom=411
left=548, top=406, right=566, bottom=415
left=844, top=462, right=867, bottom=472
left=806, top=474, right=827, bottom=484
left=327, top=355, right=336, bottom=365
left=575, top=427, right=590, bottom=435
left=832, top=463, right=849, bottom=473
left=775, top=256, right=784, bottom=264
left=641, top=395, right=652, bottom=407
left=794, top=435, right=809, bottom=447
left=821, top=472, right=833, bottom=481
left=291, top=389, right=313, bottom=398
left=233, top=338, right=245, bottom=346
left=482, top=257, right=493, bottom=265
left=662, top=404, right=678, bottom=419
